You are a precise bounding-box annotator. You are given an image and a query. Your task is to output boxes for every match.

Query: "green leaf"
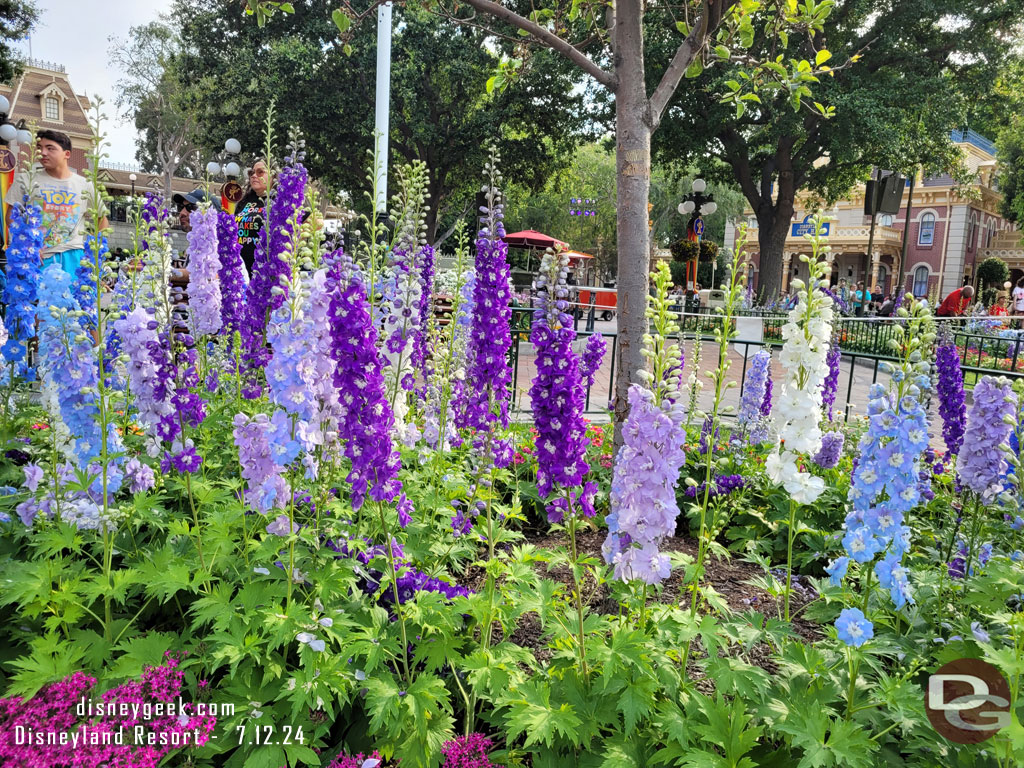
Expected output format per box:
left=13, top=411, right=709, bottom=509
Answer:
left=616, top=675, right=657, bottom=734
left=676, top=21, right=691, bottom=35
left=777, top=709, right=880, bottom=768
left=503, top=681, right=582, bottom=748
left=331, top=9, right=350, bottom=34
left=486, top=75, right=498, bottom=94
left=109, top=632, right=177, bottom=680
left=815, top=49, right=832, bottom=66
left=715, top=45, right=731, bottom=59
left=685, top=58, right=704, bottom=79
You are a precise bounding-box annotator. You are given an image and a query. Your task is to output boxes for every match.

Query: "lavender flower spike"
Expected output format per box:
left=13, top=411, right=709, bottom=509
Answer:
left=186, top=206, right=222, bottom=337
left=956, top=376, right=1017, bottom=500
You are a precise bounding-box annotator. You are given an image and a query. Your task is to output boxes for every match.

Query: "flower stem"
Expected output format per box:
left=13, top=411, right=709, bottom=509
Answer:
left=566, top=492, right=589, bottom=681
left=378, top=501, right=412, bottom=685
left=785, top=499, right=797, bottom=622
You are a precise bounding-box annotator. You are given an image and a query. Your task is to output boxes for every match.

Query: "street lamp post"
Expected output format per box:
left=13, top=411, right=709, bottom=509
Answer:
left=129, top=172, right=137, bottom=197
left=205, top=139, right=243, bottom=212
left=677, top=177, right=717, bottom=295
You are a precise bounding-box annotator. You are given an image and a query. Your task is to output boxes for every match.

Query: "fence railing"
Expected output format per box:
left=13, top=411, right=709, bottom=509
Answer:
left=506, top=307, right=1024, bottom=418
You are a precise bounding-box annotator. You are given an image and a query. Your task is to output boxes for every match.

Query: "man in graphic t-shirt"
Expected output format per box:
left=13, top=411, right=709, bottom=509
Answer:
left=4, top=130, right=108, bottom=276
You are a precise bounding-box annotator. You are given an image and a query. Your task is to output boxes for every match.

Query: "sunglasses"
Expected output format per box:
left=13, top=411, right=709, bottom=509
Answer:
left=180, top=203, right=197, bottom=213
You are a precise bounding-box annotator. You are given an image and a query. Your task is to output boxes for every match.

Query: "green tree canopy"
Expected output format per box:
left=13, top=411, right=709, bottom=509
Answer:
left=0, top=0, right=36, bottom=84
left=652, top=0, right=1024, bottom=298
left=170, top=0, right=589, bottom=242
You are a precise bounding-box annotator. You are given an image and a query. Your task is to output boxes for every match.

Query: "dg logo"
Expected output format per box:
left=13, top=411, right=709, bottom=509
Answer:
left=925, top=658, right=1012, bottom=743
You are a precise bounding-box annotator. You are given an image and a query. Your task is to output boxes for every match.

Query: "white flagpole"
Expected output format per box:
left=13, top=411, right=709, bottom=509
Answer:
left=374, top=3, right=392, bottom=214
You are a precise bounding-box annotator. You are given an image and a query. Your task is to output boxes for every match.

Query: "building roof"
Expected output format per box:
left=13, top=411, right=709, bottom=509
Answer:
left=951, top=129, right=997, bottom=157
left=0, top=60, right=93, bottom=138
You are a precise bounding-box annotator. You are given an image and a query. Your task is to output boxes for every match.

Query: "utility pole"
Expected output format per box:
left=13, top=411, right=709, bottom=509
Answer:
left=373, top=3, right=392, bottom=213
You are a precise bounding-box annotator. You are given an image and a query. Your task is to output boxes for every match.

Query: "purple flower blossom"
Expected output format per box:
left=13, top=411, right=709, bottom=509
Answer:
left=935, top=338, right=967, bottom=457
left=813, top=431, right=845, bottom=469
left=185, top=206, right=222, bottom=336
left=462, top=175, right=512, bottom=456
left=124, top=458, right=155, bottom=494
left=241, top=162, right=308, bottom=398
left=266, top=514, right=299, bottom=536
left=451, top=507, right=472, bottom=537
left=579, top=333, right=607, bottom=391
left=233, top=412, right=290, bottom=513
left=114, top=308, right=175, bottom=443
left=604, top=386, right=687, bottom=584
left=684, top=474, right=746, bottom=498
left=739, top=350, right=771, bottom=440
left=22, top=464, right=43, bottom=493
left=761, top=374, right=773, bottom=417
left=956, top=376, right=1016, bottom=500
left=216, top=209, right=247, bottom=336
left=821, top=342, right=840, bottom=421
left=529, top=248, right=589, bottom=498
left=411, top=243, right=436, bottom=378
left=327, top=255, right=408, bottom=515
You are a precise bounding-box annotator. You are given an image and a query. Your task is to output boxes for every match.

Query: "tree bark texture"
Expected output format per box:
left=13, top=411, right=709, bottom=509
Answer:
left=612, top=0, right=652, bottom=440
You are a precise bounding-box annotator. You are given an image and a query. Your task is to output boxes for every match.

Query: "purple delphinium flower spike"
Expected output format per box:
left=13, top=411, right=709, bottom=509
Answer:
left=528, top=247, right=589, bottom=498
left=935, top=335, right=967, bottom=458
left=956, top=376, right=1017, bottom=500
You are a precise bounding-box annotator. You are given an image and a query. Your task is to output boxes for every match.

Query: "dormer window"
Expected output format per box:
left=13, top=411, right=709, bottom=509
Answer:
left=44, top=96, right=59, bottom=120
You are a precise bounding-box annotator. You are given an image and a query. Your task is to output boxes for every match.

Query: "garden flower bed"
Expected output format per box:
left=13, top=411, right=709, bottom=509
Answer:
left=0, top=139, right=1022, bottom=768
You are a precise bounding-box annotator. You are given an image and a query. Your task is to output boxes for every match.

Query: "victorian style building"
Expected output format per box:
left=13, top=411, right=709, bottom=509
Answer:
left=725, top=130, right=1024, bottom=299
left=0, top=60, right=353, bottom=257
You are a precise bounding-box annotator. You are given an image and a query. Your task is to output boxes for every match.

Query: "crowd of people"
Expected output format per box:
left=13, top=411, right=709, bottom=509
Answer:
left=3, top=129, right=275, bottom=290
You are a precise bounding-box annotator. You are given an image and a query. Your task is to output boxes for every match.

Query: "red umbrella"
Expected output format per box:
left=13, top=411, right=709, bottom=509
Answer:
left=502, top=230, right=570, bottom=249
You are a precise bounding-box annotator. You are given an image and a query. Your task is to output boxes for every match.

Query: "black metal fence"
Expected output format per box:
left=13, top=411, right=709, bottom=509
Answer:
left=506, top=307, right=1024, bottom=418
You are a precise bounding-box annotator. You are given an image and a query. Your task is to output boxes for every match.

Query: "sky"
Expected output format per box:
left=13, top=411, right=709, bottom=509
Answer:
left=18, top=0, right=174, bottom=164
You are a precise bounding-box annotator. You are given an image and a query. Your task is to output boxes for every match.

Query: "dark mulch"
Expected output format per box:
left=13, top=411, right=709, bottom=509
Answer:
left=462, top=528, right=822, bottom=674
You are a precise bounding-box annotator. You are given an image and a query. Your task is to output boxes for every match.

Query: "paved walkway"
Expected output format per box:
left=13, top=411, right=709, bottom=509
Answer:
left=510, top=332, right=952, bottom=450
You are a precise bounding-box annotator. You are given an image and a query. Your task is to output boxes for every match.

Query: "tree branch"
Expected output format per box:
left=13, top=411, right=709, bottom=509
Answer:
left=650, top=0, right=734, bottom=126
left=456, top=0, right=616, bottom=89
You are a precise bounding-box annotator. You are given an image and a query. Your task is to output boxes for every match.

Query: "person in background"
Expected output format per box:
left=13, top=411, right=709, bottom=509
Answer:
left=989, top=294, right=1009, bottom=318
left=172, top=187, right=219, bottom=234
left=853, top=281, right=866, bottom=316
left=235, top=158, right=272, bottom=278
left=876, top=292, right=896, bottom=318
left=935, top=284, right=975, bottom=317
left=4, top=129, right=108, bottom=276
left=837, top=278, right=849, bottom=306
left=1013, top=277, right=1024, bottom=318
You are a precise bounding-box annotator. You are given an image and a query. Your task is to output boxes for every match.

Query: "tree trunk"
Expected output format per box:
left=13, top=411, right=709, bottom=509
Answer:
left=755, top=192, right=795, bottom=301
left=612, top=0, right=652, bottom=446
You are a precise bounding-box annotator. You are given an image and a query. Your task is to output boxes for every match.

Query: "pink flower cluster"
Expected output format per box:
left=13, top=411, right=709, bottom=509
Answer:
left=327, top=733, right=495, bottom=768
left=0, top=655, right=215, bottom=767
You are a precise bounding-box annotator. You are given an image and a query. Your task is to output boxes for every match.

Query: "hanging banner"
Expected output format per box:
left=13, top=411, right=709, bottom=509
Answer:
left=0, top=148, right=17, bottom=250
left=220, top=181, right=243, bottom=215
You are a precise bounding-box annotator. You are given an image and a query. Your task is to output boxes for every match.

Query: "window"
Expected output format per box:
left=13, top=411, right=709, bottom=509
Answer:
left=967, top=214, right=977, bottom=250
left=44, top=96, right=59, bottom=121
left=918, top=213, right=935, bottom=246
left=913, top=266, right=929, bottom=296
left=880, top=214, right=893, bottom=226
left=986, top=221, right=996, bottom=248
